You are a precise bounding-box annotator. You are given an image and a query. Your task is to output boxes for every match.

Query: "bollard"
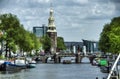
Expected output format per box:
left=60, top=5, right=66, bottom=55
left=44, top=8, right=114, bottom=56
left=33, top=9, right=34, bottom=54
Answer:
left=45, top=57, right=48, bottom=63
left=54, top=53, right=59, bottom=63
left=58, top=56, right=61, bottom=63
left=41, top=56, right=45, bottom=63
left=75, top=53, right=81, bottom=63
left=42, top=56, right=47, bottom=63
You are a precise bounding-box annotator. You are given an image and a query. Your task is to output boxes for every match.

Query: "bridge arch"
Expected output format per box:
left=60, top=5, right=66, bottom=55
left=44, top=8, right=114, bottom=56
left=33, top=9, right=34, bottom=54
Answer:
left=79, top=54, right=96, bottom=64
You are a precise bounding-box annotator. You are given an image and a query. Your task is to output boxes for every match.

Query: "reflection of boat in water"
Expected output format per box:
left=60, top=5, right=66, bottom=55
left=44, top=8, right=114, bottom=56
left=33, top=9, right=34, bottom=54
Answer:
left=100, top=66, right=109, bottom=73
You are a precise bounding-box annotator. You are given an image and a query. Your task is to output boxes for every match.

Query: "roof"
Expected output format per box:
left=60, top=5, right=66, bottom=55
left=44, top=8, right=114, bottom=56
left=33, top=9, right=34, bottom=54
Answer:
left=64, top=42, right=83, bottom=47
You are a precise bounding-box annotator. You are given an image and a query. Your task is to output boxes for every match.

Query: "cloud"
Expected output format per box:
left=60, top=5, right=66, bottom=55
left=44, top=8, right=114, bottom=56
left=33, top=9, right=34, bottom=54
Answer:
left=0, top=0, right=119, bottom=41
left=92, top=2, right=115, bottom=15
left=110, top=0, right=120, bottom=3
left=73, top=0, right=89, bottom=4
left=109, top=0, right=120, bottom=16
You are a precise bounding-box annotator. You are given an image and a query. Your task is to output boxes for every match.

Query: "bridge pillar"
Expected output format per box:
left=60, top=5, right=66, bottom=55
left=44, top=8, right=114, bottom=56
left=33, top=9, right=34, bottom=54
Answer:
left=89, top=55, right=96, bottom=65
left=75, top=53, right=81, bottom=63
left=41, top=56, right=48, bottom=63
left=53, top=53, right=60, bottom=63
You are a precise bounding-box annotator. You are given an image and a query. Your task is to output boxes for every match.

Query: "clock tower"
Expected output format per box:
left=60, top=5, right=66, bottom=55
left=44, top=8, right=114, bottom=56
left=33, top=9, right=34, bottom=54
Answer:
left=47, top=7, right=57, bottom=54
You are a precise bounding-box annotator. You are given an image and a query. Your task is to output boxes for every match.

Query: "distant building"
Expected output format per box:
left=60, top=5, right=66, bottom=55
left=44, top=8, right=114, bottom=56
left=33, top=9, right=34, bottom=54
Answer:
left=64, top=40, right=99, bottom=54
left=64, top=42, right=83, bottom=53
left=33, top=24, right=47, bottom=38
left=82, top=39, right=99, bottom=53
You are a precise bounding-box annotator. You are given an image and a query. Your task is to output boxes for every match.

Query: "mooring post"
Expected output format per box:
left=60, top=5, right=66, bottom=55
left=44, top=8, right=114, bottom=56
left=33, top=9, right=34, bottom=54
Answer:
left=45, top=57, right=48, bottom=63
left=58, top=56, right=61, bottom=63
left=41, top=56, right=45, bottom=63
left=75, top=52, right=81, bottom=63
left=54, top=53, right=59, bottom=63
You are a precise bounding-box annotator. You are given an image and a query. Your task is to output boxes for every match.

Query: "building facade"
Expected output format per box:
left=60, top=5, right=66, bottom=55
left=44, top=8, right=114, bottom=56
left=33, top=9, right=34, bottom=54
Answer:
left=33, top=24, right=47, bottom=38
left=82, top=39, right=99, bottom=53
left=64, top=40, right=99, bottom=54
left=47, top=7, right=57, bottom=54
left=64, top=42, right=83, bottom=54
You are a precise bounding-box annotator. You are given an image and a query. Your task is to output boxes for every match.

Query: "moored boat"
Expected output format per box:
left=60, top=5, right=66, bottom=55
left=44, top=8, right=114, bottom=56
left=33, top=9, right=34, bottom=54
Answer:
left=26, top=57, right=36, bottom=68
left=0, top=61, right=22, bottom=71
left=27, top=60, right=36, bottom=68
left=62, top=60, right=71, bottom=64
left=0, top=57, right=28, bottom=71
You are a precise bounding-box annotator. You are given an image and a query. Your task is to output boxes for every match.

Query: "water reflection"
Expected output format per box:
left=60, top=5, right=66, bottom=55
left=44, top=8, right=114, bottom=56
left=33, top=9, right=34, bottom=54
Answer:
left=0, top=58, right=108, bottom=79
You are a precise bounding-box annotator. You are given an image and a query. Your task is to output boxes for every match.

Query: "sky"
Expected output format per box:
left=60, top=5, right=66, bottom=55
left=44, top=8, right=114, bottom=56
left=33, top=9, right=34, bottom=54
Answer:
left=0, top=0, right=120, bottom=42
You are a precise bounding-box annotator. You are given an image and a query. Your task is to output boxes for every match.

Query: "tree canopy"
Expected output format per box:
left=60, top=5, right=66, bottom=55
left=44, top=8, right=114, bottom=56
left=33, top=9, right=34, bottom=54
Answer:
left=40, top=35, right=51, bottom=53
left=99, top=16, right=120, bottom=54
left=0, top=13, right=41, bottom=54
left=57, top=37, right=66, bottom=51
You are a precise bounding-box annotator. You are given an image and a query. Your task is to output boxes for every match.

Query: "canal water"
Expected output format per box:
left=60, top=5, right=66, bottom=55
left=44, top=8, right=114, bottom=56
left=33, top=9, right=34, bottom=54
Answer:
left=0, top=57, right=108, bottom=79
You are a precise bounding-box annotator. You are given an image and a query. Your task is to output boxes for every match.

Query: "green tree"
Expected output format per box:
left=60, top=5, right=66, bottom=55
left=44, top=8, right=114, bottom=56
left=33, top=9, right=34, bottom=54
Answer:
left=30, top=32, right=41, bottom=51
left=41, top=35, right=51, bottom=53
left=0, top=13, right=41, bottom=56
left=99, top=24, right=111, bottom=53
left=108, top=17, right=120, bottom=53
left=57, top=37, right=66, bottom=51
left=99, top=16, right=120, bottom=54
left=0, top=13, right=21, bottom=53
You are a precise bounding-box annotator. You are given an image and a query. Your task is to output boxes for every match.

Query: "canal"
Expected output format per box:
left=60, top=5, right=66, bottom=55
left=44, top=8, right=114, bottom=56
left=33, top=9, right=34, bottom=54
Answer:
left=0, top=57, right=108, bottom=79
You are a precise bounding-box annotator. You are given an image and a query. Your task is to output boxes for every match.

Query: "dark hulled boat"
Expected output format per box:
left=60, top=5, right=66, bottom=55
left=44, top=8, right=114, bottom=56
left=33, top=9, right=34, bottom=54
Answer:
left=0, top=61, right=27, bottom=71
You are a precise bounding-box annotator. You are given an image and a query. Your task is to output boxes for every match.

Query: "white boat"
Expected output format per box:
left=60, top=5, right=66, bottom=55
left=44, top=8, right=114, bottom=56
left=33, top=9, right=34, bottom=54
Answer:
left=27, top=61, right=36, bottom=68
left=0, top=60, right=5, bottom=65
left=26, top=57, right=36, bottom=68
left=46, top=57, right=54, bottom=63
left=61, top=57, right=76, bottom=64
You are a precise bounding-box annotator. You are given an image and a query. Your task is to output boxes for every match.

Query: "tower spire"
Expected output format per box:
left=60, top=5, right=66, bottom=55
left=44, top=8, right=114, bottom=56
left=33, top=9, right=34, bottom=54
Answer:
left=47, top=3, right=56, bottom=32
left=47, top=4, right=57, bottom=54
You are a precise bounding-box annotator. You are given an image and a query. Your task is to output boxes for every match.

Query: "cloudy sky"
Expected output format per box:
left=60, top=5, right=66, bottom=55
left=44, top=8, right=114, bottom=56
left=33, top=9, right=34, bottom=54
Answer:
left=0, top=0, right=120, bottom=42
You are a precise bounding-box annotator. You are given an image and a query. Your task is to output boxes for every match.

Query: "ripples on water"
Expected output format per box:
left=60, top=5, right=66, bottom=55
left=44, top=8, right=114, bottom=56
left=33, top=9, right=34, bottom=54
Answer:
left=0, top=57, right=108, bottom=79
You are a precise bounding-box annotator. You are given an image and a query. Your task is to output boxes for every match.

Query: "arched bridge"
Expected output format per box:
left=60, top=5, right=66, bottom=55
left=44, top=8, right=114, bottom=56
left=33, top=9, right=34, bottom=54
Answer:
left=39, top=53, right=97, bottom=64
